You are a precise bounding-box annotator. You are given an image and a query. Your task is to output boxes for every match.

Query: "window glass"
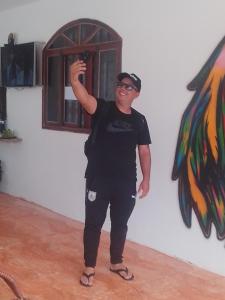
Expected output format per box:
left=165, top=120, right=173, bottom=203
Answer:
left=64, top=54, right=82, bottom=126
left=50, top=36, right=72, bottom=49
left=47, top=56, right=61, bottom=122
left=64, top=27, right=79, bottom=44
left=99, top=50, right=116, bottom=101
left=90, top=29, right=113, bottom=43
left=80, top=24, right=97, bottom=43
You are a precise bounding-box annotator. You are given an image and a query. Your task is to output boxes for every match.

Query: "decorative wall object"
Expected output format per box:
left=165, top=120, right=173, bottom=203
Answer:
left=172, top=36, right=225, bottom=239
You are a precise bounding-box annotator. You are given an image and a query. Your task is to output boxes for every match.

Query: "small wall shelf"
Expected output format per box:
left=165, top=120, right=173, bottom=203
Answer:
left=0, top=138, right=22, bottom=142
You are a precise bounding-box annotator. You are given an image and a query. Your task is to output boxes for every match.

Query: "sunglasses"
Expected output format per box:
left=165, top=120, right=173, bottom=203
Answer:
left=116, top=81, right=137, bottom=92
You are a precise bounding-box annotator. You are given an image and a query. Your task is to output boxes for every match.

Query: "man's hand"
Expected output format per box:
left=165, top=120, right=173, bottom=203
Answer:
left=70, top=60, right=87, bottom=85
left=138, top=144, right=151, bottom=199
left=138, top=180, right=149, bottom=199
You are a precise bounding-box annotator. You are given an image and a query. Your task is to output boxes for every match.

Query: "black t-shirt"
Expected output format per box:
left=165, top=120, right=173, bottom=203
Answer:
left=85, top=99, right=151, bottom=181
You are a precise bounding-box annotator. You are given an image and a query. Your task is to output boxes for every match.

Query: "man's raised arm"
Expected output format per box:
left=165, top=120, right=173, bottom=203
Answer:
left=70, top=60, right=97, bottom=115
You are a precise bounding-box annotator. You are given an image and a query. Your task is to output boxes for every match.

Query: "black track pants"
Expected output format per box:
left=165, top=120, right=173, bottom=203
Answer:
left=83, top=177, right=136, bottom=267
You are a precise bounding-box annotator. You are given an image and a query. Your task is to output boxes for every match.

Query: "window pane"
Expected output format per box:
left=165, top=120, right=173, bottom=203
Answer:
left=47, top=56, right=61, bottom=122
left=64, top=27, right=79, bottom=44
left=80, top=24, right=97, bottom=43
left=97, top=50, right=116, bottom=101
left=64, top=54, right=84, bottom=126
left=64, top=87, right=82, bottom=126
left=50, top=36, right=73, bottom=49
left=64, top=99, right=80, bottom=124
left=89, top=29, right=114, bottom=43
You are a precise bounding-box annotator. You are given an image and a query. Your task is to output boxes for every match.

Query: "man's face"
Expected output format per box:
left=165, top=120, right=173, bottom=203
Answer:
left=115, top=78, right=140, bottom=105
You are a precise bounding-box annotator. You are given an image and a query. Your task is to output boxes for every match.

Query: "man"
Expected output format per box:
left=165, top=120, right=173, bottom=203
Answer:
left=70, top=59, right=151, bottom=287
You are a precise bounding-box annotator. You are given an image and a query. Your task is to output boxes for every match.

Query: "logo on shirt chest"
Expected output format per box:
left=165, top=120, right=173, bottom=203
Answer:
left=107, top=120, right=133, bottom=132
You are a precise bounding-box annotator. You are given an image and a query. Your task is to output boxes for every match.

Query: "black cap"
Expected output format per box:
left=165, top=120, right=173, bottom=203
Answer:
left=117, top=72, right=141, bottom=92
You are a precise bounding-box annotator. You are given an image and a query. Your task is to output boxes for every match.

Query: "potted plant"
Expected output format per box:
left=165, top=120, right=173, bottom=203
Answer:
left=0, top=128, right=16, bottom=139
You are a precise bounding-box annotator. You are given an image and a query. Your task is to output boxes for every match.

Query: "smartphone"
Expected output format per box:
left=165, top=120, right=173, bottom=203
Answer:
left=78, top=51, right=90, bottom=63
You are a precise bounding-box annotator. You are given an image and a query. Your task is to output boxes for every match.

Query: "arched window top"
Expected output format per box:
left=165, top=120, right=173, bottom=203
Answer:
left=45, top=18, right=122, bottom=50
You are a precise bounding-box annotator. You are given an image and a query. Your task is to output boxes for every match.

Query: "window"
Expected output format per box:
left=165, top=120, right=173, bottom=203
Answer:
left=42, top=19, right=122, bottom=133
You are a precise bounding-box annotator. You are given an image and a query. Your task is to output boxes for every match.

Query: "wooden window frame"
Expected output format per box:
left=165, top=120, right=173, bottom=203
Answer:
left=42, top=19, right=122, bottom=133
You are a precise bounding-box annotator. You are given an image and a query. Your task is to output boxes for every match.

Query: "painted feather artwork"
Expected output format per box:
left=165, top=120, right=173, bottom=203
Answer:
left=172, top=36, right=225, bottom=240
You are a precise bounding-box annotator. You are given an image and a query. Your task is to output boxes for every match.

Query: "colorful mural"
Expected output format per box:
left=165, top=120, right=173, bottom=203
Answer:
left=172, top=36, right=225, bottom=239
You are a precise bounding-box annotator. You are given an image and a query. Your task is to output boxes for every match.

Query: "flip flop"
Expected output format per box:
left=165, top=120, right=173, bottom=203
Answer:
left=110, top=267, right=134, bottom=281
left=80, top=272, right=95, bottom=287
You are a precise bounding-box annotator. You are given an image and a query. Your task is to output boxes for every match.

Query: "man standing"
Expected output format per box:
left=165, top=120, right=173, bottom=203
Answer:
left=70, top=60, right=151, bottom=287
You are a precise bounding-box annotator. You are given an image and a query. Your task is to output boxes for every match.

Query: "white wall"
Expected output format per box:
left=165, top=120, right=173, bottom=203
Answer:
left=1, top=0, right=225, bottom=276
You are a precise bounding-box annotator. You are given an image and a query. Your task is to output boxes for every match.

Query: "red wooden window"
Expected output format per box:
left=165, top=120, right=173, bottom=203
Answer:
left=42, top=19, right=122, bottom=133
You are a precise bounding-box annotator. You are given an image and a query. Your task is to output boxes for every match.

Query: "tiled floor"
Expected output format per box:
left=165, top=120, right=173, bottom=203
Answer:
left=1, top=193, right=225, bottom=300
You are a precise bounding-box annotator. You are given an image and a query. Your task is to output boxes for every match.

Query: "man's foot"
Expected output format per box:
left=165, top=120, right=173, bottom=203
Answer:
left=80, top=267, right=95, bottom=287
left=110, top=263, right=134, bottom=281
